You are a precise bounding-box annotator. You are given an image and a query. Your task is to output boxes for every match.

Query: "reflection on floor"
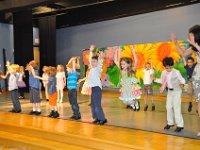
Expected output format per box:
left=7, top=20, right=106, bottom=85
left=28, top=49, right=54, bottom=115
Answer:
left=0, top=90, right=199, bottom=140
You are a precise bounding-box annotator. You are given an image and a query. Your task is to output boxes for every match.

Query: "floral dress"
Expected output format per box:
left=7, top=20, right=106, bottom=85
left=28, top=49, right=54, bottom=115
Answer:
left=119, top=71, right=142, bottom=105
left=192, top=52, right=200, bottom=101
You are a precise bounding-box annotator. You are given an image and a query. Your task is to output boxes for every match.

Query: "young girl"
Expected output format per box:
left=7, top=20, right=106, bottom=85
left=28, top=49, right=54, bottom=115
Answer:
left=42, top=66, right=49, bottom=101
left=26, top=60, right=41, bottom=115
left=56, top=64, right=66, bottom=103
left=78, top=69, right=91, bottom=105
left=114, top=46, right=142, bottom=111
left=18, top=66, right=26, bottom=99
left=47, top=66, right=59, bottom=118
left=143, top=62, right=155, bottom=111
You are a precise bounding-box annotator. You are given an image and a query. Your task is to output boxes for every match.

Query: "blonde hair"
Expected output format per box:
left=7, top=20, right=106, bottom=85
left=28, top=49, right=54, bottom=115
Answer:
left=19, top=66, right=24, bottom=72
left=42, top=66, right=50, bottom=73
left=29, top=60, right=39, bottom=70
left=57, top=64, right=64, bottom=72
left=66, top=63, right=72, bottom=68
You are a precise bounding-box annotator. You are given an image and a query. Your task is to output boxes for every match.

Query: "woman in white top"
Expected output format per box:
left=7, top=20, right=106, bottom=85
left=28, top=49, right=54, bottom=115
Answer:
left=171, top=25, right=200, bottom=136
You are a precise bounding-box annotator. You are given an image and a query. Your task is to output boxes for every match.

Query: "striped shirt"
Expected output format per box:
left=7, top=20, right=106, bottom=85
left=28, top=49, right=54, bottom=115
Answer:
left=67, top=72, right=78, bottom=90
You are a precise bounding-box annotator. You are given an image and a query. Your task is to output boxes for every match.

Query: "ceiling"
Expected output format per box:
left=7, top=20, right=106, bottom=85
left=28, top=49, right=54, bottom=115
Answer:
left=0, top=0, right=199, bottom=28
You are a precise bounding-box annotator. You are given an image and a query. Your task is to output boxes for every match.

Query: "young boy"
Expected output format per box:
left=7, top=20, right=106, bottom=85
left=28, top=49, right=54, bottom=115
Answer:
left=66, top=57, right=81, bottom=120
left=143, top=62, right=155, bottom=111
left=1, top=64, right=21, bottom=113
left=183, top=57, right=196, bottom=112
left=87, top=45, right=107, bottom=125
left=156, top=57, right=185, bottom=132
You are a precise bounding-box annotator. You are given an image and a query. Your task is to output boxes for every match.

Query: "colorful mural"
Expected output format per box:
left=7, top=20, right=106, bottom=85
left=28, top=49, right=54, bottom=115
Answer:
left=82, top=41, right=196, bottom=89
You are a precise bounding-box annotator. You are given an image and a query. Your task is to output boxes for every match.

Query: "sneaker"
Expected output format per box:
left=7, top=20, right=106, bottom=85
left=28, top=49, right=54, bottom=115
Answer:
left=48, top=111, right=54, bottom=117
left=9, top=109, right=16, bottom=113
left=52, top=111, right=59, bottom=118
left=174, top=127, right=184, bottom=132
left=144, top=104, right=148, bottom=111
left=164, top=124, right=174, bottom=130
left=188, top=102, right=192, bottom=112
left=197, top=132, right=200, bottom=137
left=135, top=101, right=140, bottom=111
left=92, top=119, right=100, bottom=124
left=97, top=119, right=108, bottom=125
left=46, top=99, right=49, bottom=101
left=126, top=105, right=131, bottom=109
left=35, top=111, right=41, bottom=115
left=29, top=111, right=36, bottom=115
left=152, top=105, right=155, bottom=111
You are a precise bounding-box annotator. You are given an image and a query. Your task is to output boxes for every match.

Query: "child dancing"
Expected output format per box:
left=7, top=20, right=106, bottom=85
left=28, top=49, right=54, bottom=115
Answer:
left=143, top=62, right=155, bottom=111
left=18, top=66, right=26, bottom=99
left=114, top=46, right=142, bottom=111
left=42, top=66, right=50, bottom=101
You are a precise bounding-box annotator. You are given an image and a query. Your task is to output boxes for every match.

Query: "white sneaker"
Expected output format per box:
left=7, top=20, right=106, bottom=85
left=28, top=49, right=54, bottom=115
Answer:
left=197, top=132, right=200, bottom=137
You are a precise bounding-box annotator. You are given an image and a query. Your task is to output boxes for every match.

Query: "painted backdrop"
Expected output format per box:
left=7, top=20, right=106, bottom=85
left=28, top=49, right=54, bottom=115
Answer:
left=82, top=41, right=196, bottom=89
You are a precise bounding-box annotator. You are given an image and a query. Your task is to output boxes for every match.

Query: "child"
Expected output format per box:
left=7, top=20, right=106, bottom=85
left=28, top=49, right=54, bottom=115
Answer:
left=143, top=62, right=155, bottom=111
left=47, top=66, right=60, bottom=118
left=18, top=66, right=26, bottom=99
left=66, top=57, right=81, bottom=120
left=56, top=64, right=66, bottom=103
left=155, top=57, right=185, bottom=132
left=114, top=46, right=142, bottom=111
left=87, top=44, right=107, bottom=125
left=1, top=63, right=21, bottom=113
left=78, top=69, right=91, bottom=105
left=42, top=66, right=50, bottom=101
left=26, top=60, right=41, bottom=115
left=183, top=57, right=197, bottom=112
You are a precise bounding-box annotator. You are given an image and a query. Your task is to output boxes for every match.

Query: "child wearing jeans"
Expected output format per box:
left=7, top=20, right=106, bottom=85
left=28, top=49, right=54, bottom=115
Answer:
left=87, top=45, right=107, bottom=125
left=66, top=57, right=81, bottom=120
left=183, top=57, right=196, bottom=112
left=143, top=62, right=155, bottom=111
left=155, top=57, right=185, bottom=132
left=47, top=66, right=60, bottom=118
left=1, top=63, right=21, bottom=113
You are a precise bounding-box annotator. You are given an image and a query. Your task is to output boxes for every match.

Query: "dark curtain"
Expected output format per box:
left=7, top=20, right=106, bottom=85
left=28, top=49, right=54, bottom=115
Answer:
left=39, top=16, right=56, bottom=70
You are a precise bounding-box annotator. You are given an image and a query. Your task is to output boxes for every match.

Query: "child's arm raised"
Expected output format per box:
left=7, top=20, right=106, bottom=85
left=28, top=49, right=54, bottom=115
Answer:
left=171, top=33, right=193, bottom=57
left=131, top=46, right=137, bottom=71
left=29, top=66, right=46, bottom=81
left=114, top=47, right=121, bottom=68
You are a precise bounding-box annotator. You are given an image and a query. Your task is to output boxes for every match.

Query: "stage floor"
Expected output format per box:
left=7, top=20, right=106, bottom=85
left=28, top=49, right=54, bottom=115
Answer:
left=0, top=90, right=199, bottom=140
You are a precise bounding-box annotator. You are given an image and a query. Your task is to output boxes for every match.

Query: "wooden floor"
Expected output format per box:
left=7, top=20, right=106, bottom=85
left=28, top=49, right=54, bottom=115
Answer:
left=0, top=111, right=199, bottom=150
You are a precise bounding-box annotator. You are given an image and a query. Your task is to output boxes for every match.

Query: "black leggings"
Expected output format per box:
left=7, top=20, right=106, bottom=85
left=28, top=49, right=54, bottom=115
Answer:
left=18, top=88, right=25, bottom=97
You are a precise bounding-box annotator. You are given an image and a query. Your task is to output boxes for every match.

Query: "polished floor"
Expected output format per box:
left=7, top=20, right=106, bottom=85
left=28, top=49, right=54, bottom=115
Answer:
left=0, top=90, right=200, bottom=140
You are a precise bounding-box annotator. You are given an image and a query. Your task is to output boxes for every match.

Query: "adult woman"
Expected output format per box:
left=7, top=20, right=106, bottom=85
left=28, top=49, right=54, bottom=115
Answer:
left=171, top=25, right=200, bottom=136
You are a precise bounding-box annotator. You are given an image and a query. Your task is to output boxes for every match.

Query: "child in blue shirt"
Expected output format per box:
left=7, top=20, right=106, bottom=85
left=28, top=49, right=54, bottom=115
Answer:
left=66, top=57, right=81, bottom=120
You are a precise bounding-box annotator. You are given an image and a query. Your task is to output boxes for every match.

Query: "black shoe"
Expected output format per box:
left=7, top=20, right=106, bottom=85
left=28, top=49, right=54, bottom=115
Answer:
left=46, top=99, right=49, bottom=101
left=164, top=124, right=174, bottom=130
left=52, top=111, right=59, bottom=118
left=126, top=105, right=131, bottom=109
left=175, top=127, right=184, bottom=132
left=70, top=115, right=81, bottom=120
left=92, top=119, right=100, bottom=124
left=152, top=105, right=155, bottom=111
left=48, top=111, right=54, bottom=117
left=9, top=109, right=16, bottom=113
left=35, top=111, right=41, bottom=115
left=144, top=104, right=148, bottom=111
left=98, top=119, right=108, bottom=125
left=15, top=110, right=21, bottom=113
left=29, top=111, right=36, bottom=115
left=188, top=102, right=192, bottom=112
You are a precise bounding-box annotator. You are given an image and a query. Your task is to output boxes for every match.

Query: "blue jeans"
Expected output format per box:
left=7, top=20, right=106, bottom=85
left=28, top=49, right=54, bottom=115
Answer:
left=10, top=89, right=21, bottom=111
left=91, top=86, right=105, bottom=121
left=68, top=89, right=81, bottom=117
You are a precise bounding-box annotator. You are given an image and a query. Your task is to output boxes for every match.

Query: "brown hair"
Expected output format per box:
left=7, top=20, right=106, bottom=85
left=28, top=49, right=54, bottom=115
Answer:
left=19, top=66, right=25, bottom=72
left=120, top=57, right=135, bottom=77
left=49, top=66, right=57, bottom=77
left=57, top=64, right=64, bottom=72
left=29, top=60, right=39, bottom=70
left=42, top=66, right=50, bottom=73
